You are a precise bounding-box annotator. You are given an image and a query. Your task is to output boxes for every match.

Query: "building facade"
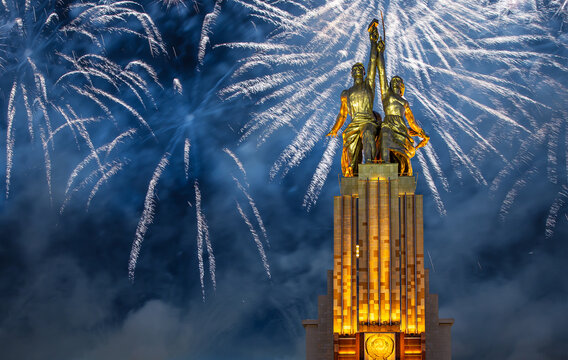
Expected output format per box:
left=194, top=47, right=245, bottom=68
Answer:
left=303, top=164, right=453, bottom=360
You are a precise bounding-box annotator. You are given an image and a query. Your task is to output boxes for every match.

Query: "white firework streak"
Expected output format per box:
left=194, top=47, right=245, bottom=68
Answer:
left=545, top=186, right=568, bottom=239
left=173, top=78, right=183, bottom=94
left=546, top=117, right=561, bottom=185
left=82, top=86, right=155, bottom=137
left=59, top=129, right=136, bottom=213
left=1, top=0, right=164, bottom=200
left=19, top=84, right=34, bottom=141
left=194, top=180, right=216, bottom=300
left=86, top=161, right=125, bottom=209
left=303, top=136, right=340, bottom=212
left=5, top=82, right=17, bottom=198
left=184, top=138, right=191, bottom=180
left=64, top=1, right=167, bottom=57
left=129, top=154, right=170, bottom=282
left=491, top=110, right=568, bottom=236
left=222, top=0, right=568, bottom=212
left=58, top=55, right=161, bottom=109
left=198, top=0, right=223, bottom=66
left=39, top=127, right=52, bottom=202
left=223, top=147, right=247, bottom=180
left=269, top=87, right=335, bottom=179
left=499, top=166, right=537, bottom=221
left=236, top=201, right=271, bottom=278
left=194, top=180, right=205, bottom=301
left=64, top=129, right=136, bottom=196
left=416, top=151, right=446, bottom=216
left=233, top=176, right=268, bottom=244
left=161, top=0, right=189, bottom=9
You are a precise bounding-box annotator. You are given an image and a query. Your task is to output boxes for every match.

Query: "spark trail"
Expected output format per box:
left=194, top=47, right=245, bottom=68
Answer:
left=129, top=153, right=170, bottom=282
left=1, top=0, right=164, bottom=202
left=233, top=176, right=269, bottom=245
left=221, top=0, right=568, bottom=218
left=224, top=147, right=248, bottom=180
left=195, top=180, right=216, bottom=300
left=236, top=201, right=271, bottom=278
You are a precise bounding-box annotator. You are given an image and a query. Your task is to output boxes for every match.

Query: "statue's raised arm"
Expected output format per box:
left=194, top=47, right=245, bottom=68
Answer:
left=377, top=38, right=389, bottom=104
left=326, top=22, right=382, bottom=177
left=366, top=20, right=379, bottom=93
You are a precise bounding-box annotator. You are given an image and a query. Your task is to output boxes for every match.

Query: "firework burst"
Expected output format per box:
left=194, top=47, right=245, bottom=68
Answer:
left=1, top=0, right=164, bottom=202
left=219, top=0, right=568, bottom=225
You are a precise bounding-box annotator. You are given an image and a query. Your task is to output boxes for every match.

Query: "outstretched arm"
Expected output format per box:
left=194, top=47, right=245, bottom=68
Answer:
left=377, top=39, right=389, bottom=103
left=327, top=92, right=348, bottom=137
left=404, top=103, right=429, bottom=148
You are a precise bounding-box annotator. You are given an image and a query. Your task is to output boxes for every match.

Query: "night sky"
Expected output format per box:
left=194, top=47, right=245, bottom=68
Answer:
left=1, top=1, right=567, bottom=359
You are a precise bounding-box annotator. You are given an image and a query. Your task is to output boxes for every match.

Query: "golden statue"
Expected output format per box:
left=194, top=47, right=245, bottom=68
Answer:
left=376, top=32, right=429, bottom=176
left=327, top=21, right=382, bottom=177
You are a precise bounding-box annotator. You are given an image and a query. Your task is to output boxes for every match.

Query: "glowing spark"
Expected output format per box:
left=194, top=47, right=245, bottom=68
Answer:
left=303, top=137, right=340, bottom=212
left=195, top=180, right=205, bottom=301
left=222, top=0, right=568, bottom=217
left=86, top=161, right=125, bottom=209
left=233, top=177, right=268, bottom=244
left=173, top=78, right=183, bottom=94
left=184, top=138, right=191, bottom=180
left=129, top=154, right=170, bottom=282
left=223, top=148, right=247, bottom=180
left=236, top=201, right=271, bottom=279
left=5, top=82, right=17, bottom=198
left=194, top=180, right=216, bottom=299
left=198, top=0, right=223, bottom=66
left=545, top=186, right=568, bottom=239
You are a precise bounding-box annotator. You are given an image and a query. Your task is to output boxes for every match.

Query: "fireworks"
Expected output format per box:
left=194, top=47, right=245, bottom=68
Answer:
left=129, top=153, right=170, bottom=282
left=221, top=0, right=568, bottom=224
left=1, top=0, right=164, bottom=202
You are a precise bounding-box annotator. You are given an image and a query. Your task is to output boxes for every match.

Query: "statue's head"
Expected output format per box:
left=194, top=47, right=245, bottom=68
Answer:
left=351, top=63, right=365, bottom=80
left=390, top=76, right=405, bottom=96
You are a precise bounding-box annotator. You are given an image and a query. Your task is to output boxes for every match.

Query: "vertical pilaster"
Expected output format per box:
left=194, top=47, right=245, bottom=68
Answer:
left=378, top=179, right=390, bottom=323
left=415, top=195, right=426, bottom=333
left=389, top=180, right=400, bottom=324
left=342, top=196, right=353, bottom=334
left=358, top=180, right=369, bottom=325
left=368, top=181, right=379, bottom=323
left=405, top=195, right=416, bottom=334
left=351, top=196, right=358, bottom=333
left=333, top=196, right=342, bottom=334
left=400, top=195, right=407, bottom=332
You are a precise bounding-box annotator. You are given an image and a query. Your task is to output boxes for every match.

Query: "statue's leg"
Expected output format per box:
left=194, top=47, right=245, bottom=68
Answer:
left=361, top=123, right=377, bottom=164
left=349, top=139, right=362, bottom=175
left=380, top=140, right=390, bottom=163
left=398, top=154, right=406, bottom=176
left=341, top=146, right=350, bottom=177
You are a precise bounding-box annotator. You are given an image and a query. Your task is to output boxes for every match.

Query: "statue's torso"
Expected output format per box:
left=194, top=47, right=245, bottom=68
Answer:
left=382, top=91, right=406, bottom=118
left=345, top=83, right=374, bottom=121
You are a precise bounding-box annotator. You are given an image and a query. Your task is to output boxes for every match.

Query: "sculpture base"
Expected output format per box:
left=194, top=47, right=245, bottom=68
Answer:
left=341, top=164, right=416, bottom=196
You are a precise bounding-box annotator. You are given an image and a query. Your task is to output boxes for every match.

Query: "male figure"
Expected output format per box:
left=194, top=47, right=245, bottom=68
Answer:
left=376, top=39, right=429, bottom=176
left=327, top=22, right=381, bottom=177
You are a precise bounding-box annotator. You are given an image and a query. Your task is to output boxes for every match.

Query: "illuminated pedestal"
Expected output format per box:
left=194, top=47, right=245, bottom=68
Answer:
left=303, top=164, right=453, bottom=360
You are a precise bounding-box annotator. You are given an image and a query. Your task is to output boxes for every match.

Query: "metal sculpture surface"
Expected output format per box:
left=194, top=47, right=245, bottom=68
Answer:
left=376, top=33, right=429, bottom=176
left=327, top=20, right=381, bottom=177
left=328, top=19, right=429, bottom=177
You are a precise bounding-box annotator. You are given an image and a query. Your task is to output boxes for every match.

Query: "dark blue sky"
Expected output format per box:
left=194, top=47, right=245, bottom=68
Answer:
left=0, top=0, right=567, bottom=359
